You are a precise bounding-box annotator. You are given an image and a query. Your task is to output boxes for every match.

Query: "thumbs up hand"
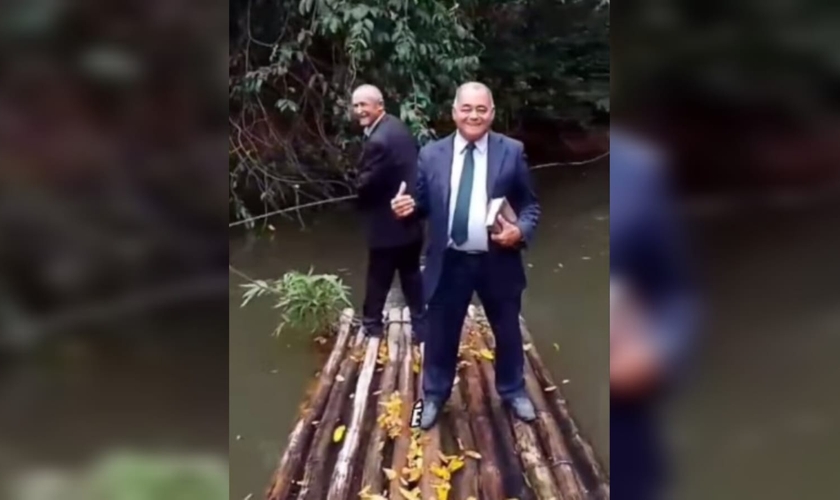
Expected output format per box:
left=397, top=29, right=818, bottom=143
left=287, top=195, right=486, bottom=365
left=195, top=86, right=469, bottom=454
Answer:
left=391, top=181, right=415, bottom=218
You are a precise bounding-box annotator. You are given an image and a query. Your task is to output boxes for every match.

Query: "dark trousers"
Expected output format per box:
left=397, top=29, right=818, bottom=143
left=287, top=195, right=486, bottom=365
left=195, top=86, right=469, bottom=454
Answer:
left=362, top=240, right=425, bottom=340
left=423, top=249, right=526, bottom=403
left=611, top=398, right=667, bottom=500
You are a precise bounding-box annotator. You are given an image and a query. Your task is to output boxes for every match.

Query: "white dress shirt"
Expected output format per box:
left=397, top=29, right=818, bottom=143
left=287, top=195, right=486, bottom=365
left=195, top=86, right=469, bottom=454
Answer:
left=448, top=132, right=489, bottom=252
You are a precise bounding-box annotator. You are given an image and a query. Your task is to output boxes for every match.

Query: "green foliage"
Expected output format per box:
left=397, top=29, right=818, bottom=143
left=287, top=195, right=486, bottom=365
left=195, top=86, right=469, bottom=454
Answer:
left=229, top=0, right=480, bottom=219
left=467, top=0, right=610, bottom=128
left=229, top=0, right=609, bottom=222
left=240, top=269, right=352, bottom=337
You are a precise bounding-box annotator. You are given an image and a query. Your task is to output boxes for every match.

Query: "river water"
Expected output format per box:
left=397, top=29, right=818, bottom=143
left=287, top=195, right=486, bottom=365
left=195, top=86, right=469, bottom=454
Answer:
left=229, top=161, right=611, bottom=499
left=230, top=157, right=840, bottom=500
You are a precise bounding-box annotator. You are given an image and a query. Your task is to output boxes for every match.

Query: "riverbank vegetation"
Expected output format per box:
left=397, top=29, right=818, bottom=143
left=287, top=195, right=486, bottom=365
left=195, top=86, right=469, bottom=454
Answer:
left=239, top=269, right=352, bottom=337
left=229, top=0, right=610, bottom=224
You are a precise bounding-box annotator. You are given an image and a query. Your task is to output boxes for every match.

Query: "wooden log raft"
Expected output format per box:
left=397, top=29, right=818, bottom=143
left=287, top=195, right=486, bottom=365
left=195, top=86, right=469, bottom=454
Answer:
left=360, top=308, right=405, bottom=493
left=263, top=301, right=608, bottom=500
left=446, top=384, right=479, bottom=499
left=520, top=319, right=611, bottom=500
left=266, top=308, right=355, bottom=500
left=472, top=307, right=586, bottom=500
left=387, top=309, right=417, bottom=500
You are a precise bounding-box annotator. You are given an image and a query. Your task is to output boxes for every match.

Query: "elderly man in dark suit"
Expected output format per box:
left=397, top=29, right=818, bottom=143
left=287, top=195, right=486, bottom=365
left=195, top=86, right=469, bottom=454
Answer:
left=610, top=128, right=698, bottom=500
left=352, top=84, right=425, bottom=341
left=390, top=82, right=540, bottom=429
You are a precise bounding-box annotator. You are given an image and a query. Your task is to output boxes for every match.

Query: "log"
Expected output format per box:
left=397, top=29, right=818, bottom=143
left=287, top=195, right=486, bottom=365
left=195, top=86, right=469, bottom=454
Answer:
left=419, top=342, right=443, bottom=500
left=266, top=308, right=355, bottom=500
left=459, top=320, right=506, bottom=500
left=520, top=320, right=610, bottom=499
left=510, top=419, right=563, bottom=500
left=327, top=330, right=382, bottom=500
left=447, top=377, right=479, bottom=499
left=470, top=308, right=561, bottom=500
left=467, top=307, right=533, bottom=500
left=360, top=307, right=405, bottom=494
left=474, top=307, right=584, bottom=499
left=296, top=329, right=367, bottom=500
left=523, top=361, right=585, bottom=499
left=388, top=309, right=417, bottom=499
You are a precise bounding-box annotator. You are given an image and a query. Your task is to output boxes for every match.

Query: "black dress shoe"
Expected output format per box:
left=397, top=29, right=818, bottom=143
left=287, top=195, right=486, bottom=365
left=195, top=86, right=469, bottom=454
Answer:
left=420, top=399, right=442, bottom=430
left=509, top=395, right=537, bottom=422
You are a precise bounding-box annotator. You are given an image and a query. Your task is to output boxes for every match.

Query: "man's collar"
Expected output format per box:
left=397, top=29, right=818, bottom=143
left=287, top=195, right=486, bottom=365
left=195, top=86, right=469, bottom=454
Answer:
left=364, top=112, right=386, bottom=137
left=454, top=130, right=489, bottom=154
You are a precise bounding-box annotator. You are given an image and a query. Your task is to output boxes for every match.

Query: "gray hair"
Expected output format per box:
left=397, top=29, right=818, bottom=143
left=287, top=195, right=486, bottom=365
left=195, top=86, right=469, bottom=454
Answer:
left=351, top=84, right=384, bottom=104
left=453, top=81, right=495, bottom=108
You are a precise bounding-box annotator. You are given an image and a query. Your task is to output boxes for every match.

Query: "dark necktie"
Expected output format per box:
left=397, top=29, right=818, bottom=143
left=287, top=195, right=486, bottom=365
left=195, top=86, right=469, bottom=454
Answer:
left=451, top=142, right=476, bottom=245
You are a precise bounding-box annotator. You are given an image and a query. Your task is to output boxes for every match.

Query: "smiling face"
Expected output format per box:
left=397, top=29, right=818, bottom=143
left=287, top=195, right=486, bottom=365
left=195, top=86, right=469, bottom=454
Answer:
left=351, top=88, right=384, bottom=128
left=452, top=84, right=495, bottom=142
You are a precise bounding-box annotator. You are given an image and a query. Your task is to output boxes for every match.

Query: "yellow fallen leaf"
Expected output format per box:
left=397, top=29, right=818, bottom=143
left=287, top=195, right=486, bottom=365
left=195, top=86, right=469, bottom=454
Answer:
left=358, top=485, right=371, bottom=497
left=544, top=385, right=557, bottom=392
left=430, top=465, right=451, bottom=481
left=333, top=425, right=347, bottom=443
left=447, top=456, right=465, bottom=473
left=399, top=486, right=421, bottom=500
left=464, top=450, right=482, bottom=460
left=478, top=348, right=494, bottom=361
left=406, top=465, right=422, bottom=482
left=433, top=481, right=451, bottom=500
left=383, top=468, right=398, bottom=481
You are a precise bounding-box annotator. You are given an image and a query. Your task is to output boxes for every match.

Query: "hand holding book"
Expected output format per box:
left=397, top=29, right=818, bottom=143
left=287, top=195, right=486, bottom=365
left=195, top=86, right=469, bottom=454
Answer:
left=486, top=197, right=521, bottom=247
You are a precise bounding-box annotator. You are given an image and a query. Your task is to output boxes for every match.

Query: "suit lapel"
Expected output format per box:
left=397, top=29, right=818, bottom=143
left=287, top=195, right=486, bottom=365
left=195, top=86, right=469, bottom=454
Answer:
left=438, top=134, right=455, bottom=212
left=366, top=113, right=388, bottom=139
left=486, top=131, right=506, bottom=198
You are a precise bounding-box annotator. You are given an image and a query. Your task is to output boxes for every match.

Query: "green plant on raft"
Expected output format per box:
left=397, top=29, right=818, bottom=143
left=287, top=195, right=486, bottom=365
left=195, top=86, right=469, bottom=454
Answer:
left=240, top=268, right=352, bottom=337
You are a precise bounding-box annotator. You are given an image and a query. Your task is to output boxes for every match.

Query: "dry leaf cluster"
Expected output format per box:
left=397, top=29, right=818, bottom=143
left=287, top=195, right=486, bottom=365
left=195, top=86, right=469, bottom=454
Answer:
left=358, top=423, right=484, bottom=500
left=376, top=391, right=403, bottom=439
left=377, top=342, right=390, bottom=366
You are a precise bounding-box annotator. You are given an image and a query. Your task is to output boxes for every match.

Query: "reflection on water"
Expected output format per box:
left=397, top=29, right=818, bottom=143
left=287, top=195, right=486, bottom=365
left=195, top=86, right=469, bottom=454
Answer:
left=228, top=161, right=611, bottom=500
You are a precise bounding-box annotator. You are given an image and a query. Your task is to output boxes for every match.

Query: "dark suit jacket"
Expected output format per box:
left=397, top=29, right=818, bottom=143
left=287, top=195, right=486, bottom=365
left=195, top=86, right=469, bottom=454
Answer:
left=356, top=114, right=423, bottom=249
left=413, top=131, right=540, bottom=303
